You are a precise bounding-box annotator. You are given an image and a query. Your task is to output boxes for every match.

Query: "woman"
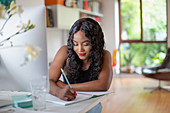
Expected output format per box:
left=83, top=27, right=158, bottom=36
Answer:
left=49, top=18, right=113, bottom=101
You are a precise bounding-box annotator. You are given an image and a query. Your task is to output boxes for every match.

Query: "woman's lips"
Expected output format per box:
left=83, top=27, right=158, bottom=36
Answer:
left=79, top=53, right=86, bottom=56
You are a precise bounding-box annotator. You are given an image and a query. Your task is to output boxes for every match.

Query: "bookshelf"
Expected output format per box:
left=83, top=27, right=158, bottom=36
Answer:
left=79, top=8, right=103, bottom=17
left=45, top=0, right=103, bottom=29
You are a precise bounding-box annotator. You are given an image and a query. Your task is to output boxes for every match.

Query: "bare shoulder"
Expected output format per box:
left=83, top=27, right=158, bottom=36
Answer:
left=49, top=45, right=68, bottom=81
left=103, top=49, right=111, bottom=58
left=53, top=45, right=68, bottom=62
left=57, top=45, right=68, bottom=56
left=59, top=45, right=68, bottom=53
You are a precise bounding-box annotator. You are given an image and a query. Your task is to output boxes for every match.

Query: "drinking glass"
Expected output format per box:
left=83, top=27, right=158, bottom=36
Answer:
left=30, top=75, right=48, bottom=111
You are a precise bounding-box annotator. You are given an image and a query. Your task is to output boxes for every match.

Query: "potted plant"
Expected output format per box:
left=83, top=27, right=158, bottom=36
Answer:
left=124, top=52, right=134, bottom=73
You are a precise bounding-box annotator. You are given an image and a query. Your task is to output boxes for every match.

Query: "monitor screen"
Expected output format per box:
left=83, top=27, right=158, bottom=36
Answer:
left=0, top=5, right=48, bottom=91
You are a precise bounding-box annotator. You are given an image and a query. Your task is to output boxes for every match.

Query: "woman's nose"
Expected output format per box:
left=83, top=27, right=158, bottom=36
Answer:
left=78, top=45, right=84, bottom=52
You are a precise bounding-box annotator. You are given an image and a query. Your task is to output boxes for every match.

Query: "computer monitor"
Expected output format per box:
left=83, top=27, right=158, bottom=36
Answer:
left=0, top=5, right=48, bottom=91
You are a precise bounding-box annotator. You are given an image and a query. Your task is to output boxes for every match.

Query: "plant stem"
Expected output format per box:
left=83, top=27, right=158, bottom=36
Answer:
left=0, top=15, right=12, bottom=33
left=0, top=30, right=27, bottom=46
left=0, top=45, right=25, bottom=49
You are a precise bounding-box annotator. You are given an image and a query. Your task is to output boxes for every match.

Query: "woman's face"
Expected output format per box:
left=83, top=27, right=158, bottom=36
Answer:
left=73, top=30, right=91, bottom=61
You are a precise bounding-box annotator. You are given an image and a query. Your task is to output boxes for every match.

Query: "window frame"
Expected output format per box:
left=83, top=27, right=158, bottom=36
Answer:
left=118, top=0, right=168, bottom=44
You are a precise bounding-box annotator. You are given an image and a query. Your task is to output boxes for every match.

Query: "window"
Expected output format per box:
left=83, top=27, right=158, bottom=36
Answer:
left=119, top=0, right=167, bottom=72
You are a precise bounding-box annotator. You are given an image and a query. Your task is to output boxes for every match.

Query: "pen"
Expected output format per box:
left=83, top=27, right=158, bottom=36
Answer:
left=61, top=68, right=77, bottom=96
left=61, top=68, right=72, bottom=88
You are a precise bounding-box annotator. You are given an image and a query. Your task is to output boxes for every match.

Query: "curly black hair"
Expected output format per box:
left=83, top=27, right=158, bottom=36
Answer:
left=66, top=18, right=105, bottom=83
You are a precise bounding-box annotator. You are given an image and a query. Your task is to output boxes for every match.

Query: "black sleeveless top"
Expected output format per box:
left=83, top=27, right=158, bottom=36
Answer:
left=63, top=65, right=92, bottom=84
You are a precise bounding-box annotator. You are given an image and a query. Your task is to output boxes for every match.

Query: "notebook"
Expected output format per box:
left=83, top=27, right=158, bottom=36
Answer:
left=46, top=91, right=113, bottom=106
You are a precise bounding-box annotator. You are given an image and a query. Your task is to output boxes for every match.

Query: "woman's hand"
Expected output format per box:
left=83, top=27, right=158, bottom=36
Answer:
left=58, top=85, right=76, bottom=101
left=49, top=80, right=76, bottom=101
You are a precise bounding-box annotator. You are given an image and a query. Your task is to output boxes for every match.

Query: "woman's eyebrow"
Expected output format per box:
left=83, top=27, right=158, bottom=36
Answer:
left=73, top=40, right=90, bottom=43
left=82, top=40, right=90, bottom=43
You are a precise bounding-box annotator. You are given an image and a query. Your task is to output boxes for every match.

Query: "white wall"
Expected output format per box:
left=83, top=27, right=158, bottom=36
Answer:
left=16, top=0, right=44, bottom=6
left=168, top=0, right=170, bottom=47
left=46, top=28, right=68, bottom=62
left=101, top=0, right=121, bottom=74
left=101, top=0, right=115, bottom=54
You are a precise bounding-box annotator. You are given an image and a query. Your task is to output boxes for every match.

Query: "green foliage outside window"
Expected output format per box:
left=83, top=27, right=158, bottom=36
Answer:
left=120, top=0, right=141, bottom=40
left=142, top=0, right=167, bottom=41
left=120, top=43, right=166, bottom=67
left=152, top=52, right=166, bottom=65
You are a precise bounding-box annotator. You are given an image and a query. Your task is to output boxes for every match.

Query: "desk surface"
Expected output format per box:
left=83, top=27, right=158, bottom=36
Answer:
left=0, top=91, right=103, bottom=113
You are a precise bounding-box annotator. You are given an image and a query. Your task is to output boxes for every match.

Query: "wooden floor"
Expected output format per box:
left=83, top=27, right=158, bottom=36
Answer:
left=101, top=74, right=170, bottom=113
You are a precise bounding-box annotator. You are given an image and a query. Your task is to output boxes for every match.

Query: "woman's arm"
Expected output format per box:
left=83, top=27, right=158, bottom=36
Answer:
left=71, top=50, right=113, bottom=91
left=49, top=46, right=76, bottom=100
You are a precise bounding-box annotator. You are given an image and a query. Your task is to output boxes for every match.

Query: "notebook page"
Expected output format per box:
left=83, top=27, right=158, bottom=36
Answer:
left=46, top=93, right=91, bottom=106
left=77, top=91, right=113, bottom=96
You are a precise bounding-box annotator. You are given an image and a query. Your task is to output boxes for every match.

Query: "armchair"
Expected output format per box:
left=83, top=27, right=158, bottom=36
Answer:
left=142, top=48, right=170, bottom=92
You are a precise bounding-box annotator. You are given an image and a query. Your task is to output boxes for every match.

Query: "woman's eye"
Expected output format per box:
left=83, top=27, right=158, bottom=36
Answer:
left=73, top=43, right=78, bottom=46
left=83, top=43, right=89, bottom=46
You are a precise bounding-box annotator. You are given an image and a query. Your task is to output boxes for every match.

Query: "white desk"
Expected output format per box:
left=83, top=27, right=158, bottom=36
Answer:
left=0, top=91, right=102, bottom=113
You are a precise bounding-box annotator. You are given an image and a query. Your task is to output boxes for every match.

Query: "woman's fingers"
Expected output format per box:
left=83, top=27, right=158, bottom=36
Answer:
left=69, top=88, right=76, bottom=95
left=65, top=88, right=76, bottom=100
left=59, top=86, right=76, bottom=101
left=63, top=94, right=75, bottom=101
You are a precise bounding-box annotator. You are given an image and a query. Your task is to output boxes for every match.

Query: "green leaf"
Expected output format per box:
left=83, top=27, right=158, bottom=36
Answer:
left=28, top=24, right=35, bottom=30
left=26, top=20, right=31, bottom=28
left=10, top=6, right=16, bottom=11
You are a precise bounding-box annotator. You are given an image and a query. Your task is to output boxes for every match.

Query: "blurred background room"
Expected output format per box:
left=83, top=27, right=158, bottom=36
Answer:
left=0, top=0, right=170, bottom=113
